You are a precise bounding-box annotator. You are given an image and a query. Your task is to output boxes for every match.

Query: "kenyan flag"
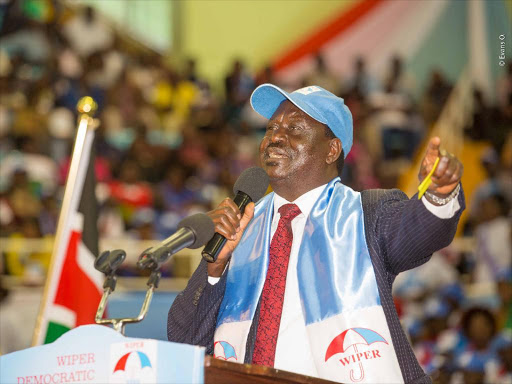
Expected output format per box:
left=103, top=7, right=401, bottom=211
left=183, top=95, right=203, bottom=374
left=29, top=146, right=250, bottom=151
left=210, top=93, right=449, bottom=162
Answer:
left=33, top=121, right=103, bottom=345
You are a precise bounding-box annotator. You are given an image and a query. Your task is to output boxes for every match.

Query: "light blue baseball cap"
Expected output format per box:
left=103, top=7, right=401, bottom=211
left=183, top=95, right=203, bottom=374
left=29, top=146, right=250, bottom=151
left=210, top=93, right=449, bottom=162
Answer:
left=250, top=84, right=353, bottom=158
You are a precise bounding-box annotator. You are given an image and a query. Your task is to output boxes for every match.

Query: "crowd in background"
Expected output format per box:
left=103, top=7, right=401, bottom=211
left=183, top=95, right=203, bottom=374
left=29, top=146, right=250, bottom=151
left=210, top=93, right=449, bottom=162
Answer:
left=0, top=2, right=511, bottom=381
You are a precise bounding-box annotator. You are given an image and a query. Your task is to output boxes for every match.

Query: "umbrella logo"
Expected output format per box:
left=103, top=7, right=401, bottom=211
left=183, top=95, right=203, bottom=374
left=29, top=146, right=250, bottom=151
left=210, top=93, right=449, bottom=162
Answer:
left=213, top=341, right=237, bottom=361
left=325, top=327, right=388, bottom=382
left=113, top=351, right=152, bottom=373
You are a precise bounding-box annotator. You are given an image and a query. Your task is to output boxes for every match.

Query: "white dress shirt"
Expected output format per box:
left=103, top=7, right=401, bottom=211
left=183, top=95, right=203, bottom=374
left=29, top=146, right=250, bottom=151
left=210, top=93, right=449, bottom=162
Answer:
left=209, top=184, right=460, bottom=377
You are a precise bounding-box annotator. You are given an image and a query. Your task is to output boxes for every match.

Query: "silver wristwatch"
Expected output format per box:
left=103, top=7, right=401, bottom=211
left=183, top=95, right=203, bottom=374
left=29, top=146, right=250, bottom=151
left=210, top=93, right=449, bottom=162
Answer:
left=424, top=183, right=461, bottom=205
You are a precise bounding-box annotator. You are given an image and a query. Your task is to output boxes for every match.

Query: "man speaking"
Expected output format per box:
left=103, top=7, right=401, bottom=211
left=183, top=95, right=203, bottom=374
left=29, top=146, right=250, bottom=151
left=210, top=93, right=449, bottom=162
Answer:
left=167, top=84, right=464, bottom=383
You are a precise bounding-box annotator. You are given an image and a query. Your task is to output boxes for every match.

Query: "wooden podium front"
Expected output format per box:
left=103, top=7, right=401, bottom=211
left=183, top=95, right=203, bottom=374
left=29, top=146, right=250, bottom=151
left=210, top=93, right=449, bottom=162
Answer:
left=205, top=356, right=340, bottom=384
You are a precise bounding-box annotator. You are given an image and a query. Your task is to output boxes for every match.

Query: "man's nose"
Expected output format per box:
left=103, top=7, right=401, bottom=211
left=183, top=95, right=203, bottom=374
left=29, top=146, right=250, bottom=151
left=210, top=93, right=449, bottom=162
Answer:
left=269, top=126, right=287, bottom=143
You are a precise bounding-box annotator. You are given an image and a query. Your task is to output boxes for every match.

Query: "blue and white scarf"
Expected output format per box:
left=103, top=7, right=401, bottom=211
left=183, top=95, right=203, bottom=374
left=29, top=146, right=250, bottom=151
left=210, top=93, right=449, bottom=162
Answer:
left=213, top=178, right=404, bottom=383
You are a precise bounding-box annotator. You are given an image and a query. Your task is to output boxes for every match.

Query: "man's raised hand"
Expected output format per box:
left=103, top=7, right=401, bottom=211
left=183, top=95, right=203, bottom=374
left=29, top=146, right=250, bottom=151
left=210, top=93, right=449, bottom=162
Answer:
left=418, top=136, right=463, bottom=198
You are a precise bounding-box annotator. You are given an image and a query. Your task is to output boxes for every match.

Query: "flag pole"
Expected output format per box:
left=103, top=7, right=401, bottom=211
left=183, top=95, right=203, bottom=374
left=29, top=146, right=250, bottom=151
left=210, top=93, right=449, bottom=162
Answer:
left=32, top=97, right=98, bottom=346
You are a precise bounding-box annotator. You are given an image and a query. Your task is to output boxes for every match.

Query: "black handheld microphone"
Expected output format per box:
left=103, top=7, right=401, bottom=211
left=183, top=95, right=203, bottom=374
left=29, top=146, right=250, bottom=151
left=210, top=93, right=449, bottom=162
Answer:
left=202, top=167, right=269, bottom=263
left=138, top=213, right=215, bottom=270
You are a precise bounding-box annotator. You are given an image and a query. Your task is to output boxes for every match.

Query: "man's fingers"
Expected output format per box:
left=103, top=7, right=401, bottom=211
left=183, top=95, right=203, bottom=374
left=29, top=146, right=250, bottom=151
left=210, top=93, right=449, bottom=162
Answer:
left=207, top=198, right=255, bottom=244
left=217, top=198, right=242, bottom=227
left=425, top=136, right=441, bottom=158
left=212, top=225, right=235, bottom=241
left=207, top=198, right=243, bottom=240
left=436, top=161, right=462, bottom=185
left=239, top=202, right=255, bottom=231
left=451, top=162, right=463, bottom=183
left=419, top=137, right=463, bottom=195
left=220, top=198, right=242, bottom=219
left=433, top=153, right=458, bottom=181
left=221, top=206, right=241, bottom=228
left=433, top=156, right=449, bottom=178
left=429, top=153, right=463, bottom=194
left=419, top=137, right=442, bottom=180
left=212, top=214, right=238, bottom=239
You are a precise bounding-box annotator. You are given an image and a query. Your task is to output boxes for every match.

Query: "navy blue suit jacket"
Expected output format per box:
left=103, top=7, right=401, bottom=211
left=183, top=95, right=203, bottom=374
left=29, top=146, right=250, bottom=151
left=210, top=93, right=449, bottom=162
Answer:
left=168, top=188, right=465, bottom=384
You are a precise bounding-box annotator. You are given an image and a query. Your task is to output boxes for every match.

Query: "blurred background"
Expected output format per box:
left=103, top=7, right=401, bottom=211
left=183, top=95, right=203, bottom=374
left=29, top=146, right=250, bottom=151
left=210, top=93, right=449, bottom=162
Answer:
left=0, top=0, right=510, bottom=382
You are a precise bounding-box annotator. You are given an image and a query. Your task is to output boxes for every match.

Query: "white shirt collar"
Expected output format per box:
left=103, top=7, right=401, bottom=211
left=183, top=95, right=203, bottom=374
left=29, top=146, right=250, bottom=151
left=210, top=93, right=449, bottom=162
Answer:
left=273, top=183, right=328, bottom=219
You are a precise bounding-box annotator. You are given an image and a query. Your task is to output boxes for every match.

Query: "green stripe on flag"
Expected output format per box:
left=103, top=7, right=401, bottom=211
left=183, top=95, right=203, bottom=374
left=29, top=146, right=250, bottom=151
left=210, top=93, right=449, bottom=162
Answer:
left=44, top=322, right=71, bottom=344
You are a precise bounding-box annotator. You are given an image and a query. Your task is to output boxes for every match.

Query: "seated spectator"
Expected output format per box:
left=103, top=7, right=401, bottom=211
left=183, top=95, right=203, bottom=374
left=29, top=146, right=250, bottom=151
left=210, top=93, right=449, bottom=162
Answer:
left=303, top=53, right=339, bottom=94
left=421, top=69, right=452, bottom=125
left=56, top=46, right=83, bottom=81
left=183, top=58, right=200, bottom=85
left=38, top=194, right=58, bottom=236
left=0, top=20, right=51, bottom=64
left=177, top=125, right=208, bottom=168
left=158, top=165, right=200, bottom=216
left=151, top=68, right=198, bottom=119
left=97, top=197, right=125, bottom=239
left=86, top=36, right=125, bottom=89
left=468, top=148, right=512, bottom=225
left=487, top=330, right=512, bottom=383
left=129, top=207, right=158, bottom=241
left=381, top=54, right=416, bottom=98
left=100, top=104, right=135, bottom=151
left=454, top=351, right=487, bottom=384
left=473, top=193, right=511, bottom=284
left=5, top=216, right=50, bottom=281
left=108, top=160, right=153, bottom=224
left=62, top=6, right=114, bottom=58
left=126, top=124, right=166, bottom=183
left=439, top=282, right=466, bottom=328
left=4, top=169, right=42, bottom=221
left=341, top=139, right=381, bottom=191
left=47, top=107, right=75, bottom=164
left=0, top=136, right=57, bottom=195
left=496, top=269, right=512, bottom=330
left=109, top=69, right=143, bottom=127
left=465, top=88, right=492, bottom=141
left=254, top=65, right=275, bottom=87
left=224, top=59, right=254, bottom=122
left=367, top=79, right=423, bottom=161
left=341, top=56, right=379, bottom=101
left=413, top=298, right=452, bottom=374
left=451, top=307, right=498, bottom=358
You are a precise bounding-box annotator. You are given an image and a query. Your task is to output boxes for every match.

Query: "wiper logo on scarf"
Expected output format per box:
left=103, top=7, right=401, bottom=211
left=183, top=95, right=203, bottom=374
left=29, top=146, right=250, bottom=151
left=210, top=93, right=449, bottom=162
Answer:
left=325, top=327, right=388, bottom=382
left=213, top=341, right=238, bottom=361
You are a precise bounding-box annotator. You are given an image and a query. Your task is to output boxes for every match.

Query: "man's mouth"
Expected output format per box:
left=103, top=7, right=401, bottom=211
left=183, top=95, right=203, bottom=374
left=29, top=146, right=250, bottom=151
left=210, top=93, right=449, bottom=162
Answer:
left=265, top=148, right=289, bottom=159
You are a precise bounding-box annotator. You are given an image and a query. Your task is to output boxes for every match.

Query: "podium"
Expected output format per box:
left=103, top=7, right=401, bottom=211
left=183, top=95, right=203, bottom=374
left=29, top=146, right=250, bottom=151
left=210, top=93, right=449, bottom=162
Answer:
left=205, top=356, right=338, bottom=384
left=1, top=325, right=337, bottom=384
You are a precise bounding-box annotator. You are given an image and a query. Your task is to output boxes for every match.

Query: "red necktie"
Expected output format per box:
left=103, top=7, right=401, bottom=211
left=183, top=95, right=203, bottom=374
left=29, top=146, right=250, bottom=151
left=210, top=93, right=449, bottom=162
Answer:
left=252, top=203, right=302, bottom=367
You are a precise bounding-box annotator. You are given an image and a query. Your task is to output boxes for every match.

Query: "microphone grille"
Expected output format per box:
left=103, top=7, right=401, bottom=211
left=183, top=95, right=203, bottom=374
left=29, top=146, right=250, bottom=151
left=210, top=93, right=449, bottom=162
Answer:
left=233, top=167, right=270, bottom=203
left=177, top=213, right=215, bottom=249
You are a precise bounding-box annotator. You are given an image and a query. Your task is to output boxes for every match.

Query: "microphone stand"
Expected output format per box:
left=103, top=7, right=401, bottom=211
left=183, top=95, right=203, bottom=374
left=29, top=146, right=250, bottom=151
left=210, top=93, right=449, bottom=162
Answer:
left=93, top=249, right=161, bottom=335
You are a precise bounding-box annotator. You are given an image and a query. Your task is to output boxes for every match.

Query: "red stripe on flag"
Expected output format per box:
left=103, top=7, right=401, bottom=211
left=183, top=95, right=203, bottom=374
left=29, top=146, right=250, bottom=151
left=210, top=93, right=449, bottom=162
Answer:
left=54, top=230, right=101, bottom=326
left=273, top=0, right=387, bottom=72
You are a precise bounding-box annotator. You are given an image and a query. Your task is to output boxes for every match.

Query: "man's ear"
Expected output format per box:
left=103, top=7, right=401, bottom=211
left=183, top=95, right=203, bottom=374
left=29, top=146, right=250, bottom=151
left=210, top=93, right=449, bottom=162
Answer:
left=326, top=138, right=342, bottom=165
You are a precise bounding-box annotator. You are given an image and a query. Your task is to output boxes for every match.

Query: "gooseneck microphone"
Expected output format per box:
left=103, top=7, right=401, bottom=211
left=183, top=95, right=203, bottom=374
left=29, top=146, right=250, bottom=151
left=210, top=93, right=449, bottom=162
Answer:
left=138, top=213, right=215, bottom=270
left=202, top=167, right=270, bottom=263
